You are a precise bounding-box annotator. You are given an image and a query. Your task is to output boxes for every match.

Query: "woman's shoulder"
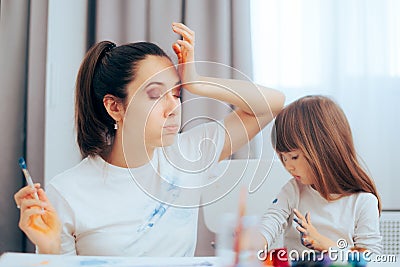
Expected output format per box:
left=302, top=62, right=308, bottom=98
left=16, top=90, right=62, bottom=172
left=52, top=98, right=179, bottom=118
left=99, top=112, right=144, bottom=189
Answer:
left=46, top=156, right=97, bottom=188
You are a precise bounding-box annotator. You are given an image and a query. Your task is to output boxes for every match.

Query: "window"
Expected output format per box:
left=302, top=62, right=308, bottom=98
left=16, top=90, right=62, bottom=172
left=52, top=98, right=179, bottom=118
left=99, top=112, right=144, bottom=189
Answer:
left=251, top=0, right=400, bottom=209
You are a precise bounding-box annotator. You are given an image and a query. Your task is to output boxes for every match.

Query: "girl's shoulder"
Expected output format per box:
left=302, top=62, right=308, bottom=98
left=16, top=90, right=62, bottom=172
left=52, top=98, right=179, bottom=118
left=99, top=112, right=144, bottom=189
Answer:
left=279, top=178, right=304, bottom=197
left=339, top=191, right=379, bottom=214
left=352, top=191, right=379, bottom=205
left=284, top=178, right=306, bottom=191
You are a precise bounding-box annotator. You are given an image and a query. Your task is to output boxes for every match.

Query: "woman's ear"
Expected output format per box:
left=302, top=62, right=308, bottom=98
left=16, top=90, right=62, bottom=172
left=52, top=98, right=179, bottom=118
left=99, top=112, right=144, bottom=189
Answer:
left=103, top=94, right=124, bottom=122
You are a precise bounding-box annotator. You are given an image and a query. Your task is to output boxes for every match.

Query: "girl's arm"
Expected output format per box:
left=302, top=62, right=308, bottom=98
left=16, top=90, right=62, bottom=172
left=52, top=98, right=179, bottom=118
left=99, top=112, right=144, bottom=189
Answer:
left=259, top=180, right=300, bottom=251
left=293, top=209, right=336, bottom=251
left=353, top=194, right=382, bottom=255
left=172, top=23, right=285, bottom=161
left=294, top=194, right=382, bottom=254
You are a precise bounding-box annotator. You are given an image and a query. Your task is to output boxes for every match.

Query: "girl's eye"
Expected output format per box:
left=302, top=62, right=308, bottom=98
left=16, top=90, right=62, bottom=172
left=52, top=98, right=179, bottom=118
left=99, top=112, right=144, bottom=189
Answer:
left=292, top=156, right=298, bottom=160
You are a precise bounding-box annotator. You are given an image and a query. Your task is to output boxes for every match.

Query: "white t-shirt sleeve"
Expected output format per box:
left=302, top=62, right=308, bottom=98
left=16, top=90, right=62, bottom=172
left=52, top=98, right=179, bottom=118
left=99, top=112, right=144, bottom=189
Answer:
left=260, top=179, right=299, bottom=247
left=353, top=193, right=382, bottom=255
left=46, top=183, right=77, bottom=255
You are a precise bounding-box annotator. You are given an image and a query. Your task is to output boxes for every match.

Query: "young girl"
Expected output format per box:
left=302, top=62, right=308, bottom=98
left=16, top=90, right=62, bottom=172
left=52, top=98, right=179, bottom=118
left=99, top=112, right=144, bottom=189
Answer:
left=258, top=95, right=382, bottom=256
left=14, top=23, right=284, bottom=256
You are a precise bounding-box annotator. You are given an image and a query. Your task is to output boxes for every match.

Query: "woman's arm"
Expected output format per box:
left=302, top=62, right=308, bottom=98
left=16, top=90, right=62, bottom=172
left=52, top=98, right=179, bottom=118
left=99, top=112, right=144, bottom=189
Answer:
left=172, top=23, right=285, bottom=160
left=188, top=77, right=284, bottom=160
left=14, top=185, right=61, bottom=254
left=184, top=76, right=284, bottom=118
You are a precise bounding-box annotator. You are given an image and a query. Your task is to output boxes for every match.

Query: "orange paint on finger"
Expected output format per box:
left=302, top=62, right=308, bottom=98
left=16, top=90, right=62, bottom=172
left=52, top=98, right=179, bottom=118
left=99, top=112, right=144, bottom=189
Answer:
left=172, top=43, right=180, bottom=53
left=172, top=44, right=183, bottom=63
left=32, top=260, right=50, bottom=266
left=350, top=246, right=367, bottom=252
left=28, top=207, right=58, bottom=235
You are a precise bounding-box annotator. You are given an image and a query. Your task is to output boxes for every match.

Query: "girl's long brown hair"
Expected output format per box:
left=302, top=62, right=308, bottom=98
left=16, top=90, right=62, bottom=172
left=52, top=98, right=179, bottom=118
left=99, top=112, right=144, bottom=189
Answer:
left=272, top=95, right=381, bottom=214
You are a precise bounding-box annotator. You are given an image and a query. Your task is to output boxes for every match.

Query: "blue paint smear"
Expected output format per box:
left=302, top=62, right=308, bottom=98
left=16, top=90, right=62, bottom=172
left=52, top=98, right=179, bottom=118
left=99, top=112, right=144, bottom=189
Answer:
left=198, top=261, right=214, bottom=266
left=79, top=259, right=110, bottom=266
left=137, top=175, right=182, bottom=232
left=80, top=259, right=214, bottom=266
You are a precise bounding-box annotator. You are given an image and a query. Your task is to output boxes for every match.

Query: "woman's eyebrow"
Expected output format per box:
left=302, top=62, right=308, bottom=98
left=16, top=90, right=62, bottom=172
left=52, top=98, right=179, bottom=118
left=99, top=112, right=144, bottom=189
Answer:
left=144, top=82, right=165, bottom=89
left=144, top=80, right=181, bottom=90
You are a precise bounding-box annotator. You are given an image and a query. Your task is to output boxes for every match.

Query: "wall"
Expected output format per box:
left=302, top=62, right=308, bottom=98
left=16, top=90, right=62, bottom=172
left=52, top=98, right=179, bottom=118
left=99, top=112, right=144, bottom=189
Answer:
left=44, top=0, right=86, bottom=182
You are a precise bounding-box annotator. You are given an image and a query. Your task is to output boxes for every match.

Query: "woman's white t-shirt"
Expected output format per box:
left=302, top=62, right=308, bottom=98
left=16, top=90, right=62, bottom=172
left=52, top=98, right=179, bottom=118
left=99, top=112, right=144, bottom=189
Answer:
left=46, top=121, right=225, bottom=256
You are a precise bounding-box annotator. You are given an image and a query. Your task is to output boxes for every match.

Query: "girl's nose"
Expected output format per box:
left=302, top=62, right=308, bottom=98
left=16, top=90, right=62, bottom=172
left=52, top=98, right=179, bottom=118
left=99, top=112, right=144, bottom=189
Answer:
left=286, top=164, right=295, bottom=172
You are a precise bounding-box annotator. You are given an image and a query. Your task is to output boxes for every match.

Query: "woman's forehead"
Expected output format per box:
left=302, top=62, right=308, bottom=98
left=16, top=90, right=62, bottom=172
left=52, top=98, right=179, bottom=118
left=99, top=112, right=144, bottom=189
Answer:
left=138, top=56, right=178, bottom=79
left=129, top=56, right=180, bottom=92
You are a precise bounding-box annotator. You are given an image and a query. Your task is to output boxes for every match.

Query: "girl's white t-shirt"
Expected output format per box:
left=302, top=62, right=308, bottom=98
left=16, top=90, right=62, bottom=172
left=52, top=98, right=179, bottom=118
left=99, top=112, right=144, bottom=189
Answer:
left=46, top=121, right=225, bottom=256
left=260, top=178, right=382, bottom=255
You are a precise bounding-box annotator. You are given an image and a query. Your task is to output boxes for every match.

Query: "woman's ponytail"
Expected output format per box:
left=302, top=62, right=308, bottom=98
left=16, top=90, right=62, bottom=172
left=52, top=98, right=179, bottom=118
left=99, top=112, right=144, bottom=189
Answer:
left=75, top=41, right=116, bottom=158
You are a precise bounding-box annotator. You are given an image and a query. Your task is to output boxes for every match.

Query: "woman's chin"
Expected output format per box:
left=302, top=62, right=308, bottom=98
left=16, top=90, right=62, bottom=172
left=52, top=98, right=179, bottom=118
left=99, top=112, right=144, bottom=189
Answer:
left=160, top=134, right=177, bottom=147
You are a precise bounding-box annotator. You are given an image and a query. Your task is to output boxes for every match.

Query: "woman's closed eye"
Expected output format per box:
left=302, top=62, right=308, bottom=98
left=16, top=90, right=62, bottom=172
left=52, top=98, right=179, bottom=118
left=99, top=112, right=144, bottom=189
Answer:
left=291, top=155, right=299, bottom=160
left=147, top=88, right=162, bottom=99
left=172, top=86, right=182, bottom=99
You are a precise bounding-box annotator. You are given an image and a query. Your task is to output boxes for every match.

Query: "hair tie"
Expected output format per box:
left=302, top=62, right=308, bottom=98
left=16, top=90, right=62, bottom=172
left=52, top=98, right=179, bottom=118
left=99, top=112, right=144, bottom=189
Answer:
left=105, top=42, right=116, bottom=54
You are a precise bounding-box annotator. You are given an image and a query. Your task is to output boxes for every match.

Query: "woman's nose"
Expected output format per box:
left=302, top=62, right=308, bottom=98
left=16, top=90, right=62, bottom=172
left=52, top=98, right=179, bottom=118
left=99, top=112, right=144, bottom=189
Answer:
left=163, top=92, right=179, bottom=117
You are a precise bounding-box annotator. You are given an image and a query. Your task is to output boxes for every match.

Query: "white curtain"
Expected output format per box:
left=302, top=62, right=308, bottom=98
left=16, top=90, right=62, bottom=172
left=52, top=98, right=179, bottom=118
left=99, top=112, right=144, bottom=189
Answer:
left=251, top=0, right=400, bottom=209
left=0, top=0, right=49, bottom=253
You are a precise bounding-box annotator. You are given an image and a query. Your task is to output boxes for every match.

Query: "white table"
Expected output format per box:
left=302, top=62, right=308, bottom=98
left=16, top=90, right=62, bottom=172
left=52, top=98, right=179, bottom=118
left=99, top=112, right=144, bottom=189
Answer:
left=0, top=253, right=218, bottom=267
left=0, top=252, right=398, bottom=266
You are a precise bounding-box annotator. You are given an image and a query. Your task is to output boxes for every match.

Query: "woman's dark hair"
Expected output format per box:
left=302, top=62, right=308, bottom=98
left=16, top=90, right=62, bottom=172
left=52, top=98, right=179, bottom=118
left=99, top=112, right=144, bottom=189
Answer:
left=75, top=41, right=170, bottom=157
left=272, top=95, right=381, bottom=214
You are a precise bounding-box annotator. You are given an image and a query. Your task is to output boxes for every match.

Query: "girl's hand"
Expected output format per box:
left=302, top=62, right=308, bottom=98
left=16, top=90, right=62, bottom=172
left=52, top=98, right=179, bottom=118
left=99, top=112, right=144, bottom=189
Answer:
left=171, top=22, right=199, bottom=90
left=14, top=184, right=61, bottom=254
left=293, top=209, right=336, bottom=251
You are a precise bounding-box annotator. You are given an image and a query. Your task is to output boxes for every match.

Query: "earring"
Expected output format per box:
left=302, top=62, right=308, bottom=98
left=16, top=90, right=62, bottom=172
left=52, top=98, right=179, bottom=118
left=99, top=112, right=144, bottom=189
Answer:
left=114, top=121, right=118, bottom=130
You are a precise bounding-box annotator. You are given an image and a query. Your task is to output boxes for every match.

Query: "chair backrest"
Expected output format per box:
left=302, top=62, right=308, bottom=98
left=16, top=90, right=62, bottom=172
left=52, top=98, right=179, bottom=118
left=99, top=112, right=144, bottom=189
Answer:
left=202, top=159, right=290, bottom=234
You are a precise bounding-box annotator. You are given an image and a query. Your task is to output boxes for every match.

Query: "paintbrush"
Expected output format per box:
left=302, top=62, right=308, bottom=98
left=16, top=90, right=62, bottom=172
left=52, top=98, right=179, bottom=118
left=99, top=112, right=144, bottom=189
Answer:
left=18, top=157, right=40, bottom=200
left=233, top=186, right=247, bottom=266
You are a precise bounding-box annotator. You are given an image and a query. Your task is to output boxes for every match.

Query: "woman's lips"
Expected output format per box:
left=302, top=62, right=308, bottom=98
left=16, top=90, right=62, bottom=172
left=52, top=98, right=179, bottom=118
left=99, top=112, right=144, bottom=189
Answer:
left=163, top=125, right=179, bottom=134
